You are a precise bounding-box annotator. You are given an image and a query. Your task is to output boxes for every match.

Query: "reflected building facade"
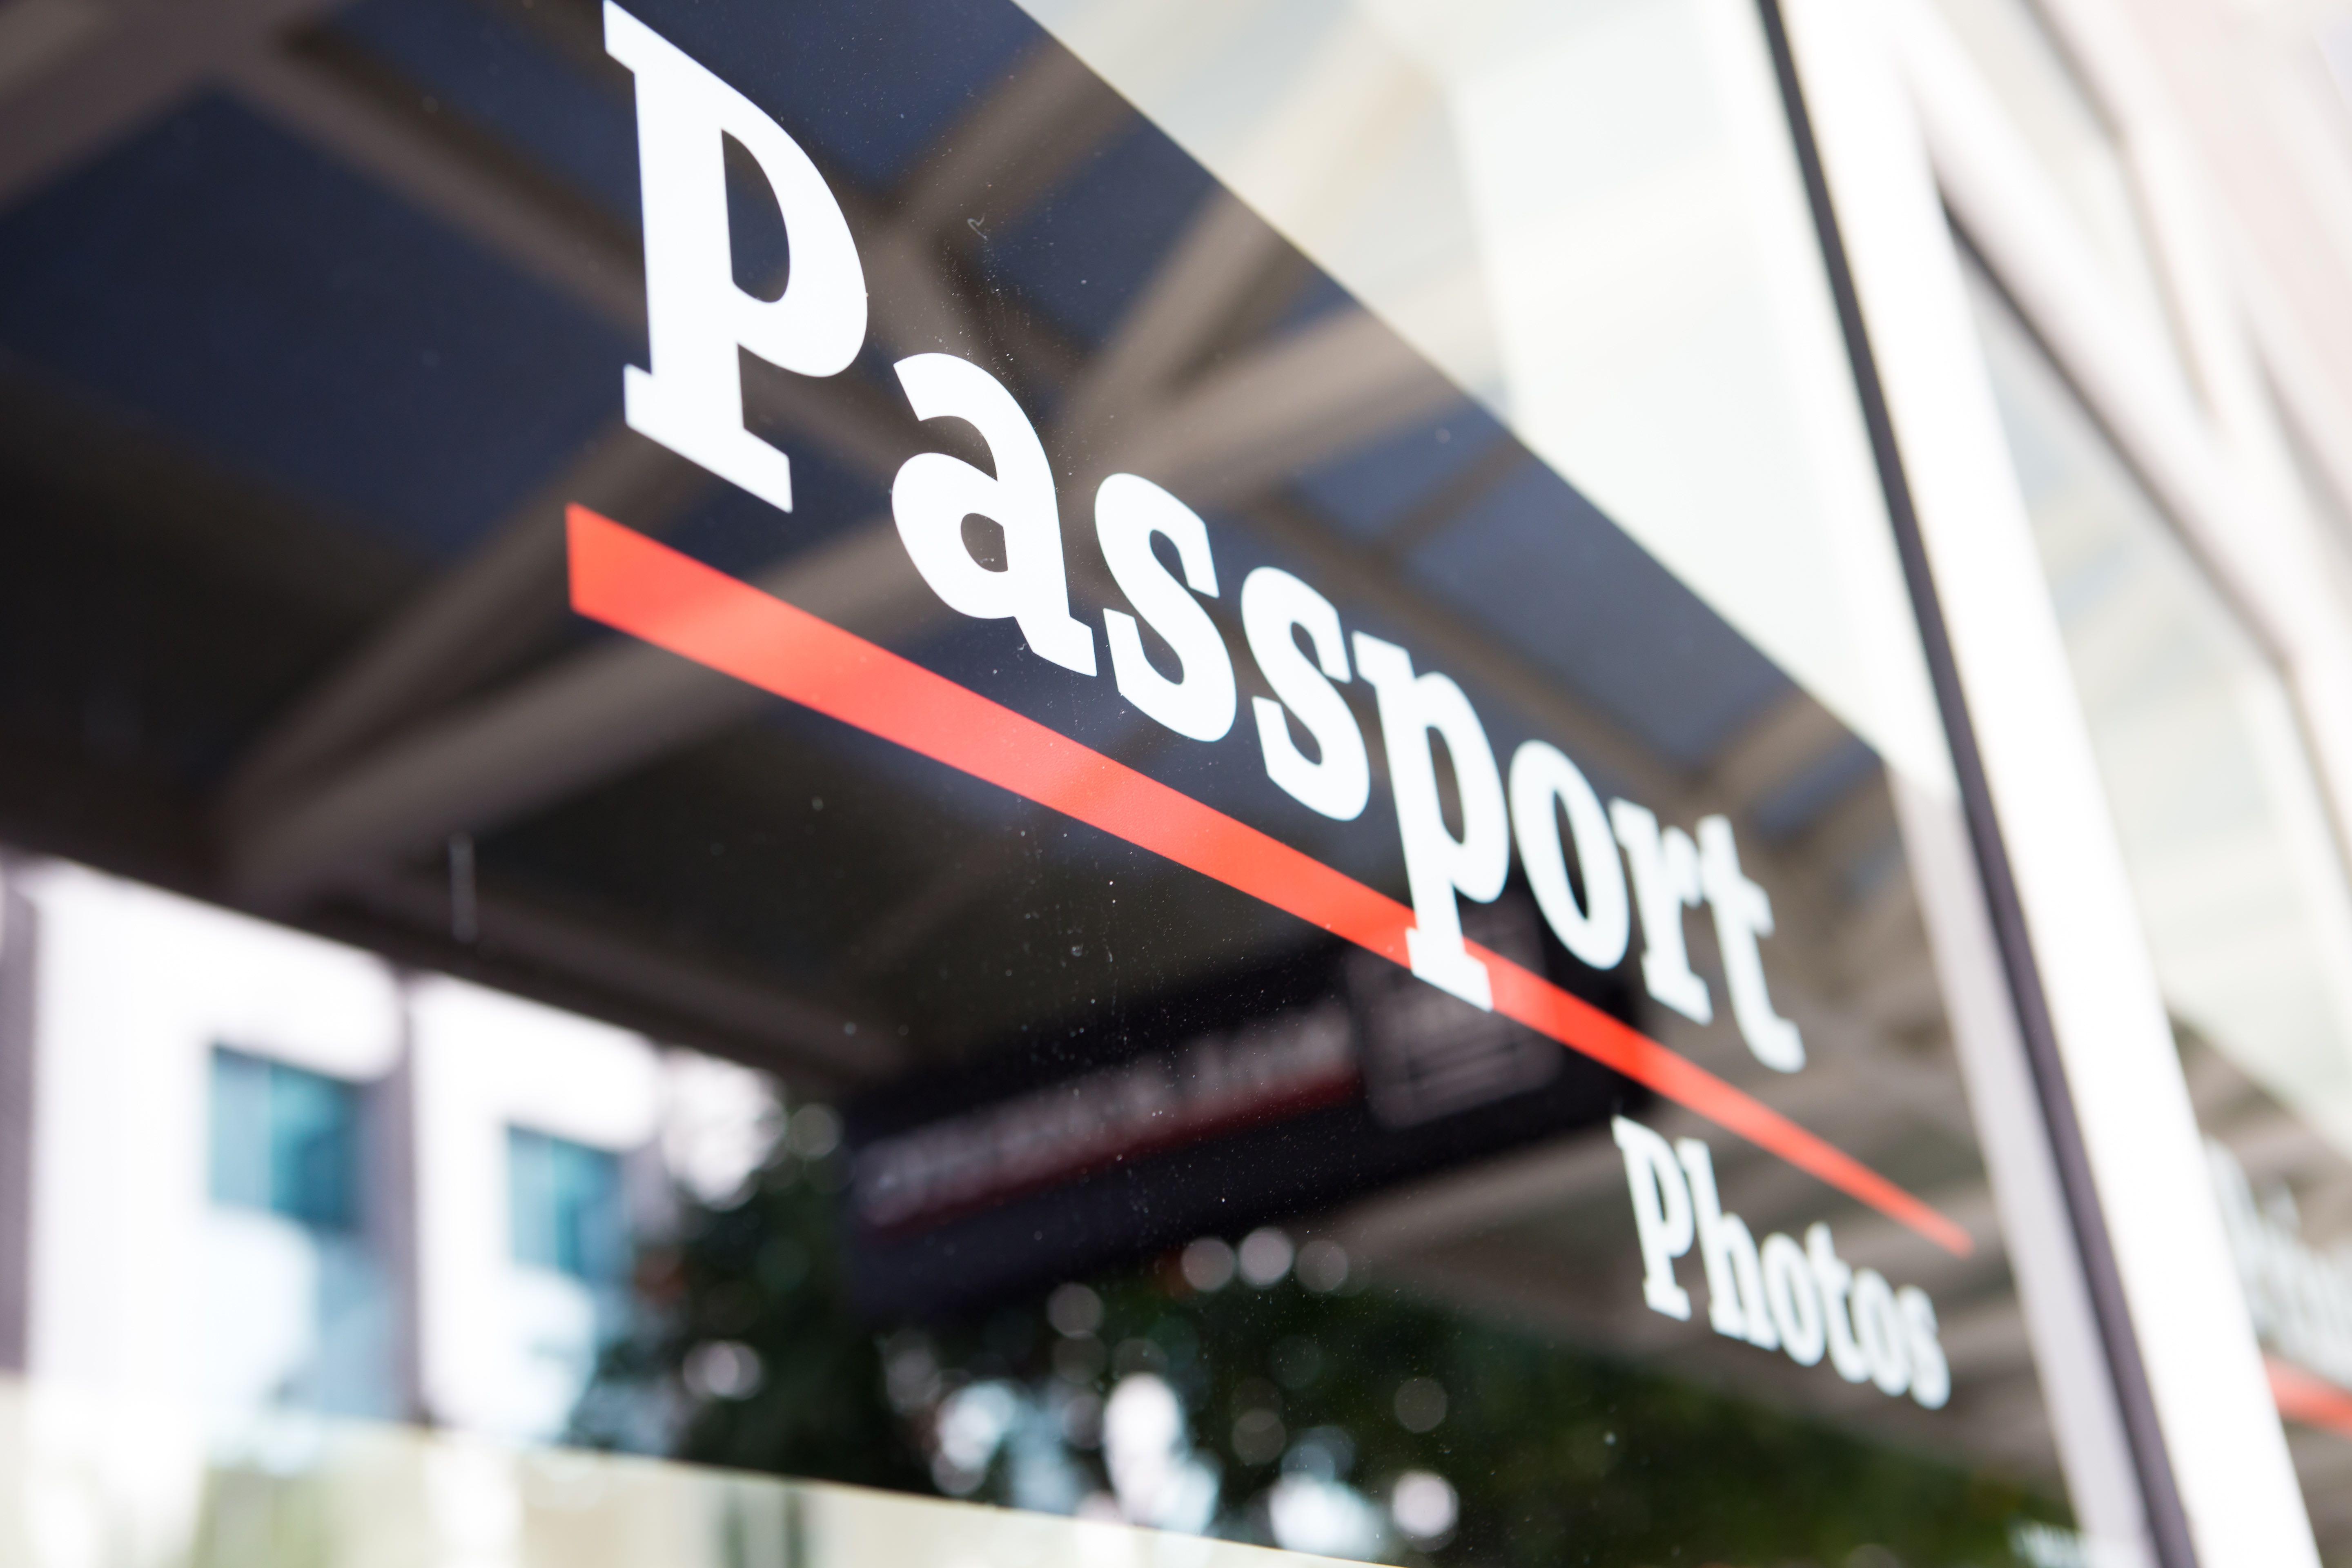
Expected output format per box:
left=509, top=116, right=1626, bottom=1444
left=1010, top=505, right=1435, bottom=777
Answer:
left=0, top=860, right=775, bottom=1444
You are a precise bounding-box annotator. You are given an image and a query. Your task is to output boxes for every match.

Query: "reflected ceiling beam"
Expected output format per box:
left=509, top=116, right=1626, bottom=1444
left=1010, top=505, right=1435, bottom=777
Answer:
left=897, top=41, right=1128, bottom=240
left=1376, top=437, right=1527, bottom=558
left=215, top=337, right=911, bottom=832
left=849, top=846, right=1027, bottom=981
left=1793, top=1021, right=1983, bottom=1147
left=1336, top=1071, right=1989, bottom=1273
left=1828, top=857, right=1920, bottom=995
left=214, top=22, right=1090, bottom=829
left=1847, top=950, right=1945, bottom=1039
left=1825, top=1183, right=2003, bottom=1288
left=2182, top=1042, right=2254, bottom=1120
left=1804, top=771, right=1899, bottom=880
left=1134, top=307, right=1458, bottom=507
left=210, top=17, right=1471, bottom=924
left=1705, top=688, right=1851, bottom=825
left=227, top=516, right=920, bottom=906
left=228, top=40, right=648, bottom=325
left=2281, top=1434, right=2352, bottom=1506
left=2209, top=1102, right=2348, bottom=1188
left=855, top=40, right=1135, bottom=361
left=1374, top=1231, right=1677, bottom=1354
left=1938, top=1294, right=2036, bottom=1383
left=346, top=869, right=899, bottom=1085
left=1664, top=1051, right=1983, bottom=1219
left=0, top=0, right=330, bottom=204
left=1059, top=193, right=1287, bottom=452
left=1764, top=996, right=1976, bottom=1145
left=219, top=424, right=710, bottom=827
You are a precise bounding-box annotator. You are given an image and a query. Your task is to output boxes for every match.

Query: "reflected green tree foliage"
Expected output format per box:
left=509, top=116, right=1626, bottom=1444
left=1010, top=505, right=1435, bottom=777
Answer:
left=581, top=1137, right=2061, bottom=1568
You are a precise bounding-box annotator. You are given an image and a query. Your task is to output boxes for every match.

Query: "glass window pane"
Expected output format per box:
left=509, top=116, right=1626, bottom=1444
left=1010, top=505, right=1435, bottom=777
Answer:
left=1967, top=252, right=2352, bottom=1550
left=0, top=0, right=2105, bottom=1561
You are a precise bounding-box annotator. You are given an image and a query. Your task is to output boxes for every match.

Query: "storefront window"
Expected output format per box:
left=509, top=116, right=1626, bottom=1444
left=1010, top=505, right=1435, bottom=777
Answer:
left=1967, top=253, right=2352, bottom=1555
left=0, top=1, right=2099, bottom=1564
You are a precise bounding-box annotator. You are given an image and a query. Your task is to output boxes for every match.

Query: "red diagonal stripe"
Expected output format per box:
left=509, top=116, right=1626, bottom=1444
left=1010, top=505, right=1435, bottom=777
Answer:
left=2269, top=1356, right=2352, bottom=1439
left=567, top=504, right=1973, bottom=1259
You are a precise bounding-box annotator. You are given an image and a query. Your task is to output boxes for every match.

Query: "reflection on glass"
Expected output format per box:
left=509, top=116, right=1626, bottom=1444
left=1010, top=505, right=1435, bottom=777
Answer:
left=1024, top=0, right=1942, bottom=792
left=0, top=0, right=2079, bottom=1563
left=205, top=1047, right=391, bottom=1419
left=1968, top=256, right=2352, bottom=1549
left=212, top=1049, right=363, bottom=1232
left=1930, top=0, right=2187, bottom=388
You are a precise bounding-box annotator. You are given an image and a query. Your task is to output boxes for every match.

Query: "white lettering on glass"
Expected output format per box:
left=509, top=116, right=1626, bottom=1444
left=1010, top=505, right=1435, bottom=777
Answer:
left=1676, top=1136, right=1778, bottom=1350
left=1851, top=1264, right=1914, bottom=1395
left=1611, top=799, right=1713, bottom=1024
left=1615, top=1116, right=1949, bottom=1408
left=604, top=2, right=866, bottom=514
left=890, top=353, right=1096, bottom=676
left=1240, top=568, right=1369, bottom=822
left=1807, top=1220, right=1872, bottom=1385
left=2207, top=1140, right=2352, bottom=1393
left=1901, top=1285, right=1951, bottom=1409
left=1611, top=1116, right=1695, bottom=1321
left=1096, top=474, right=1236, bottom=742
left=1353, top=633, right=1509, bottom=1010
left=1699, top=814, right=1805, bottom=1071
left=1508, top=740, right=1630, bottom=971
left=1762, top=1231, right=1827, bottom=1366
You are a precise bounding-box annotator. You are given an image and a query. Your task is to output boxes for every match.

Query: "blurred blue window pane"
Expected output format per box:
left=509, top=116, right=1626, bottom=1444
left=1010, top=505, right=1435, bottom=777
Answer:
left=508, top=1126, right=624, bottom=1282
left=208, top=1047, right=361, bottom=1232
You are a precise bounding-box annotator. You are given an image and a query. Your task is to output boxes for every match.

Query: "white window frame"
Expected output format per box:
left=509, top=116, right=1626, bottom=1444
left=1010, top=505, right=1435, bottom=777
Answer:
left=1782, top=1, right=2345, bottom=1565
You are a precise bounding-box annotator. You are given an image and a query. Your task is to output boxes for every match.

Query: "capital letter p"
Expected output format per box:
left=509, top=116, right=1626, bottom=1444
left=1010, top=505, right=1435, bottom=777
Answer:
left=605, top=2, right=867, bottom=512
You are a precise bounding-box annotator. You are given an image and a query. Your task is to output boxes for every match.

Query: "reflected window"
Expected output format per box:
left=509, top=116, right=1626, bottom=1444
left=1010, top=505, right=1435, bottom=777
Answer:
left=204, top=1047, right=390, bottom=1417
left=505, top=1126, right=631, bottom=1443
left=209, top=1048, right=361, bottom=1233
left=509, top=1126, right=625, bottom=1283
